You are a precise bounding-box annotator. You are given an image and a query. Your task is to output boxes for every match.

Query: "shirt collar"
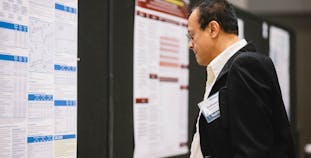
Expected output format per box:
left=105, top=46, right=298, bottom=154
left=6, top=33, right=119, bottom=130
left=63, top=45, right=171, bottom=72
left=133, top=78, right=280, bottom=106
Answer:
left=206, top=39, right=247, bottom=81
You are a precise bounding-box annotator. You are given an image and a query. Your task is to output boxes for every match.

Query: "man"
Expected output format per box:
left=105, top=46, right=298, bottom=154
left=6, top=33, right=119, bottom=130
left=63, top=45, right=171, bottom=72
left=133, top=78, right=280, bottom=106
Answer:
left=187, top=0, right=295, bottom=158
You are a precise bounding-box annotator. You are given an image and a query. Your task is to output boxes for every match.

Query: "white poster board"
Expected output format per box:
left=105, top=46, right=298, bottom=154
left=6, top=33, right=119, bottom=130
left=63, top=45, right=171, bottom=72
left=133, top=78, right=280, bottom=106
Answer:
left=237, top=18, right=244, bottom=39
left=133, top=0, right=189, bottom=157
left=269, top=26, right=291, bottom=118
left=0, top=0, right=77, bottom=157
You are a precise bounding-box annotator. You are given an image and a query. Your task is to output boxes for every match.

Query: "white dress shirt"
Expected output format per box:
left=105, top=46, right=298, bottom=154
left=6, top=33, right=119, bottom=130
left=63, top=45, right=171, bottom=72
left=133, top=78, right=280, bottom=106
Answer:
left=190, top=39, right=247, bottom=158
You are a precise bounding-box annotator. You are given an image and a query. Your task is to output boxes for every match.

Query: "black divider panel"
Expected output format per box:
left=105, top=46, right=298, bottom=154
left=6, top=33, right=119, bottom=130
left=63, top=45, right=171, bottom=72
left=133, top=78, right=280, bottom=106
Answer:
left=78, top=0, right=109, bottom=157
left=109, top=0, right=135, bottom=157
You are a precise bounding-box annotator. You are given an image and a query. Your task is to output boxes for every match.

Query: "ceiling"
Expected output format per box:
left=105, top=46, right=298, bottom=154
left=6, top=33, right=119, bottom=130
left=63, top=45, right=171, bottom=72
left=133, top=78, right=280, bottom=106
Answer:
left=228, top=0, right=311, bottom=14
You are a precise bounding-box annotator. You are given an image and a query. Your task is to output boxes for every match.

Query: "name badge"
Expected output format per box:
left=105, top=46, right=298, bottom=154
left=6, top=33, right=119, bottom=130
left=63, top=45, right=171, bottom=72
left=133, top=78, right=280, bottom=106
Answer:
left=198, top=92, right=220, bottom=123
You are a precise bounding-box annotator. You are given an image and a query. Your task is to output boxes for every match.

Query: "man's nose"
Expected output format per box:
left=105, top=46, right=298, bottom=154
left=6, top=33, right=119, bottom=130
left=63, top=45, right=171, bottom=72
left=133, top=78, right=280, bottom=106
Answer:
left=188, top=40, right=193, bottom=49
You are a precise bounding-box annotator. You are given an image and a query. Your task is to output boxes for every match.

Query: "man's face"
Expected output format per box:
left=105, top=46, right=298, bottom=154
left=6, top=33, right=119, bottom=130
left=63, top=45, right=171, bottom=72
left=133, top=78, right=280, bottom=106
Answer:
left=187, top=9, right=214, bottom=66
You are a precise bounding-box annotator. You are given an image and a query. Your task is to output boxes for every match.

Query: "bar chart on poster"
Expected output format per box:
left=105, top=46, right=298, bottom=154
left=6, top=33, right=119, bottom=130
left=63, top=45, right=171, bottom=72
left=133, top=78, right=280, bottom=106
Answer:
left=133, top=0, right=189, bottom=157
left=0, top=0, right=77, bottom=157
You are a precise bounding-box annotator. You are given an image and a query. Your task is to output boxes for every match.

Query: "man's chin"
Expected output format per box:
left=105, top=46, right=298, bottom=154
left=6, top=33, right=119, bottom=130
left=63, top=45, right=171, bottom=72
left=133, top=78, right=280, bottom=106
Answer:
left=196, top=59, right=207, bottom=66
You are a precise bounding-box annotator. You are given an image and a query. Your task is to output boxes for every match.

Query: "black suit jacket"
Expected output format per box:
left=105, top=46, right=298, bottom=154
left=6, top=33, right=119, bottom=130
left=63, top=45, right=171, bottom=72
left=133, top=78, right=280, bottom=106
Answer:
left=197, top=44, right=295, bottom=158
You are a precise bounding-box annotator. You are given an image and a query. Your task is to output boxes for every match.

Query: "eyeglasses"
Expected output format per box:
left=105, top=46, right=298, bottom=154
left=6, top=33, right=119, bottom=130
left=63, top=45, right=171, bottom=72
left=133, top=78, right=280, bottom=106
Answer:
left=186, top=32, right=194, bottom=41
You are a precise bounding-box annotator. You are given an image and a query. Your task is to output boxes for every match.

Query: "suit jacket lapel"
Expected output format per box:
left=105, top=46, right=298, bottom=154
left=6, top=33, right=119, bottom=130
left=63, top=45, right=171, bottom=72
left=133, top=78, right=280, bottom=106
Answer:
left=214, top=43, right=257, bottom=83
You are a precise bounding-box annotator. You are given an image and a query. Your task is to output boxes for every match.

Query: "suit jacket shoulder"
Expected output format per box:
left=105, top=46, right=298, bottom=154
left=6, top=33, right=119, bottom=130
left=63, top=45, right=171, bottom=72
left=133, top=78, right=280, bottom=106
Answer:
left=199, top=43, right=295, bottom=158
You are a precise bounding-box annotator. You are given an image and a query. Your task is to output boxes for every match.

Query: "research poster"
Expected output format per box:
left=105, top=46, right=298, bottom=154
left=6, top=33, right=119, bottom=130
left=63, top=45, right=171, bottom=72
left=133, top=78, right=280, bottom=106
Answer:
left=269, top=26, right=291, bottom=118
left=0, top=0, right=77, bottom=157
left=237, top=18, right=244, bottom=39
left=133, top=0, right=189, bottom=157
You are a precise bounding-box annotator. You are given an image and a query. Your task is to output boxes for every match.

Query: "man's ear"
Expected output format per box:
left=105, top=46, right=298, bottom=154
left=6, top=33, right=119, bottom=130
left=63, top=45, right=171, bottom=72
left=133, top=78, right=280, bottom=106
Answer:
left=208, top=20, right=220, bottom=38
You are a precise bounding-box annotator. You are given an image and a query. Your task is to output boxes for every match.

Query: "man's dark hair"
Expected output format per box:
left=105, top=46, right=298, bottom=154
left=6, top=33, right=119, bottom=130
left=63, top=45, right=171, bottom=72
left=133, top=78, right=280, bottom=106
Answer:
left=193, top=0, right=238, bottom=35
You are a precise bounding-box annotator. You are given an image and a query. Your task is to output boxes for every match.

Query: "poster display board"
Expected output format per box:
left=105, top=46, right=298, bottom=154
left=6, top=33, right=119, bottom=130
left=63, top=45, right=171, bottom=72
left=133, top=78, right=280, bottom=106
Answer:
left=0, top=0, right=77, bottom=157
left=133, top=0, right=189, bottom=157
left=269, top=26, right=291, bottom=118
